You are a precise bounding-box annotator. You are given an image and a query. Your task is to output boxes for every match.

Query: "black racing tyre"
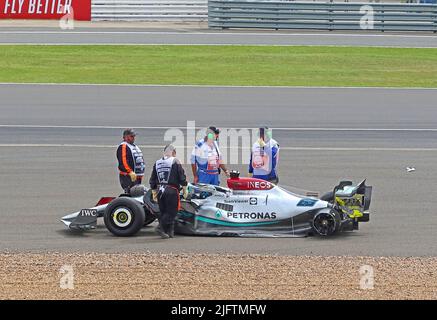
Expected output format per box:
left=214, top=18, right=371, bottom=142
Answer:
left=311, top=210, right=341, bottom=236
left=320, top=191, right=334, bottom=202
left=104, top=197, right=146, bottom=237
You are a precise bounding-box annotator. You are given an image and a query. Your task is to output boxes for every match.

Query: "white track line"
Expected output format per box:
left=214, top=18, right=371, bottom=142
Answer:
left=1, top=31, right=437, bottom=39
left=0, top=144, right=436, bottom=151
left=0, top=82, right=436, bottom=90
left=1, top=124, right=437, bottom=132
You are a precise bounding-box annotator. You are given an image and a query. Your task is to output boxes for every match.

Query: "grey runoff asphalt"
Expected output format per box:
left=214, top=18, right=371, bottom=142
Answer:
left=0, top=28, right=437, bottom=47
left=0, top=84, right=436, bottom=256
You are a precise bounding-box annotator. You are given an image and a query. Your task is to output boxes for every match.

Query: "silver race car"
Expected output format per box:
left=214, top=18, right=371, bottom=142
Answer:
left=61, top=171, right=372, bottom=238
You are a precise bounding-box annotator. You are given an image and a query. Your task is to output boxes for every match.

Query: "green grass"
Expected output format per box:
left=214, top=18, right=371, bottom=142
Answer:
left=0, top=45, right=437, bottom=87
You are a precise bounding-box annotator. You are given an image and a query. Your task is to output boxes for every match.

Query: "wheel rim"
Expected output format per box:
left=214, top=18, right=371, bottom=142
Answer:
left=313, top=212, right=336, bottom=236
left=112, top=207, right=133, bottom=228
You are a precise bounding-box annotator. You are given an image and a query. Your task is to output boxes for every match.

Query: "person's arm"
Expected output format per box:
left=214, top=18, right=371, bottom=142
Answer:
left=248, top=152, right=254, bottom=177
left=219, top=163, right=230, bottom=177
left=118, top=144, right=136, bottom=181
left=271, top=144, right=279, bottom=176
left=149, top=164, right=158, bottom=190
left=190, top=145, right=199, bottom=183
left=121, top=144, right=133, bottom=173
left=216, top=143, right=229, bottom=176
left=149, top=164, right=158, bottom=202
left=116, top=145, right=122, bottom=169
left=117, top=145, right=128, bottom=172
left=190, top=164, right=198, bottom=183
left=273, top=143, right=279, bottom=165
left=173, top=160, right=189, bottom=198
left=176, top=162, right=188, bottom=187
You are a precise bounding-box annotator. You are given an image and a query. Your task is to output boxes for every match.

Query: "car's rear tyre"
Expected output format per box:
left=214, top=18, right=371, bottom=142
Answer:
left=104, top=197, right=145, bottom=237
left=312, top=210, right=340, bottom=236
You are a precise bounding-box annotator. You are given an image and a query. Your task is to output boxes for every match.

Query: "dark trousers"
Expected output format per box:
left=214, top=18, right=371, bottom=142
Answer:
left=119, top=174, right=142, bottom=193
left=158, top=187, right=179, bottom=233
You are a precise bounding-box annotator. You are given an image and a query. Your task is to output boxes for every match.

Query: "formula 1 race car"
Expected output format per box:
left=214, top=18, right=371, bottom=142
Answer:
left=61, top=171, right=372, bottom=238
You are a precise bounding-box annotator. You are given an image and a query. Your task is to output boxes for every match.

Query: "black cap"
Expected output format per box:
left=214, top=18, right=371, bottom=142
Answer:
left=123, top=128, right=136, bottom=137
left=209, top=126, right=220, bottom=135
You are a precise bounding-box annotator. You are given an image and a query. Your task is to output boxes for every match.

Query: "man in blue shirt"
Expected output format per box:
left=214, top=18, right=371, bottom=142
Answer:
left=191, top=126, right=230, bottom=185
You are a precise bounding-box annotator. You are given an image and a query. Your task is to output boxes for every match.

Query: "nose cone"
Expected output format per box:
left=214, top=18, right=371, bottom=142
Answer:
left=61, top=211, right=80, bottom=227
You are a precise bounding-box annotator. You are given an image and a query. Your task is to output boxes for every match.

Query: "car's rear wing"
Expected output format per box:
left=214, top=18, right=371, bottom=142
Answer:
left=333, top=180, right=372, bottom=221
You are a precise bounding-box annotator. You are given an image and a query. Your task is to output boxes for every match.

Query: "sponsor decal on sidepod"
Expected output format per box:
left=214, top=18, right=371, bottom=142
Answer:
left=227, top=212, right=277, bottom=219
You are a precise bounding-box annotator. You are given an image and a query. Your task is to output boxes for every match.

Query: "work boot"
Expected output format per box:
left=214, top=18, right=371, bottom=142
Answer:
left=167, top=223, right=175, bottom=238
left=155, top=225, right=170, bottom=239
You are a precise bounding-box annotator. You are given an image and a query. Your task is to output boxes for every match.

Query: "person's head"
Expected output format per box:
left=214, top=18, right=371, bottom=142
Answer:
left=259, top=126, right=272, bottom=142
left=209, top=126, right=220, bottom=140
left=163, top=144, right=176, bottom=158
left=123, top=128, right=136, bottom=144
left=205, top=126, right=220, bottom=143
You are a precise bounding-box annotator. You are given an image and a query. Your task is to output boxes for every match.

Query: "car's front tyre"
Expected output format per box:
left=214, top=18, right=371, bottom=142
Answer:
left=104, top=197, right=145, bottom=237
